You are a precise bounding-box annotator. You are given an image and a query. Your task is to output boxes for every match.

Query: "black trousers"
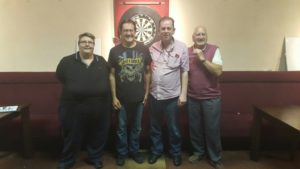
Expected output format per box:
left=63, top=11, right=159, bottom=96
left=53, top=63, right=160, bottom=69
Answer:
left=58, top=98, right=111, bottom=168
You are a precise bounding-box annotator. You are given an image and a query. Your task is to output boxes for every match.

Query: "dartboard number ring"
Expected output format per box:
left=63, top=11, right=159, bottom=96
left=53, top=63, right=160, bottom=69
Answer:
left=131, top=14, right=156, bottom=45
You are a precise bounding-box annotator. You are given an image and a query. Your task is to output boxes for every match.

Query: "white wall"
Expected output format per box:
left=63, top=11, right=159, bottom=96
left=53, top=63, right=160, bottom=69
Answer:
left=1, top=0, right=300, bottom=71
left=0, top=0, right=114, bottom=71
left=171, top=0, right=300, bottom=71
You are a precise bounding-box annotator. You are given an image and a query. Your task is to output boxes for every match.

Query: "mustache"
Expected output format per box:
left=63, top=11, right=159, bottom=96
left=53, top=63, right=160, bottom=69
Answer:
left=124, top=35, right=135, bottom=37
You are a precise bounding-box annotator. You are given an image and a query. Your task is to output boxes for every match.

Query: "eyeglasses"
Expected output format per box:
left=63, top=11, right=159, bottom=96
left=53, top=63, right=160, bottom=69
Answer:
left=79, top=41, right=95, bottom=45
left=122, top=29, right=135, bottom=33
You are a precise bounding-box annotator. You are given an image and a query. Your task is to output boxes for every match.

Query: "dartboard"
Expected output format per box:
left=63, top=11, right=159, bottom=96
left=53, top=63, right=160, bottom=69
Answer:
left=131, top=14, right=156, bottom=45
left=119, top=6, right=161, bottom=47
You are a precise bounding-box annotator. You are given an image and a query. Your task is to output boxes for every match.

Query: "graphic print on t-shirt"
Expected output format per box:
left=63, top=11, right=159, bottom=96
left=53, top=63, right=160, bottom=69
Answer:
left=118, top=50, right=144, bottom=83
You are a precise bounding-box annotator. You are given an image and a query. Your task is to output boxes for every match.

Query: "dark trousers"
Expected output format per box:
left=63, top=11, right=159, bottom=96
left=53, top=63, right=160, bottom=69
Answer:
left=188, top=97, right=222, bottom=162
left=58, top=99, right=111, bottom=168
left=149, top=95, right=182, bottom=157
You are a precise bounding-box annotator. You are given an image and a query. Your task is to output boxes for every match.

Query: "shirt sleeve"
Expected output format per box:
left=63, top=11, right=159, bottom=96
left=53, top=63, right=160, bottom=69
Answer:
left=144, top=48, right=152, bottom=65
left=180, top=46, right=189, bottom=72
left=107, top=49, right=116, bottom=68
left=56, top=58, right=66, bottom=83
left=212, top=48, right=223, bottom=65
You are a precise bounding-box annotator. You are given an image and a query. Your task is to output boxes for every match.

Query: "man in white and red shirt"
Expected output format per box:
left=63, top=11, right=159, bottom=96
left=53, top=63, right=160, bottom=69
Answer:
left=148, top=16, right=189, bottom=167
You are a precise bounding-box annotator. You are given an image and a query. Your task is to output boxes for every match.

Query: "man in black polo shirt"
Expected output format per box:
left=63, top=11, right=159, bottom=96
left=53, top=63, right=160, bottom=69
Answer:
left=56, top=32, right=111, bottom=169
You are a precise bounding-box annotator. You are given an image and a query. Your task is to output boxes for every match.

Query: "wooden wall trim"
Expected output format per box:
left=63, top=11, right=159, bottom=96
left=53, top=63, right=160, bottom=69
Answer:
left=1, top=71, right=300, bottom=83
left=221, top=71, right=300, bottom=83
left=0, top=72, right=58, bottom=84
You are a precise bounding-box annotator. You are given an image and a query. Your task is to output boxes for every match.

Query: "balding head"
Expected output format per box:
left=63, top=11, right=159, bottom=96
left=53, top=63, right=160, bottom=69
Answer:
left=192, top=25, right=208, bottom=49
left=193, top=26, right=207, bottom=36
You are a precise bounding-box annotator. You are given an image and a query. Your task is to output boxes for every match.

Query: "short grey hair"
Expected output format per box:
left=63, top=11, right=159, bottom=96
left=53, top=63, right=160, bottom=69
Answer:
left=78, top=32, right=95, bottom=44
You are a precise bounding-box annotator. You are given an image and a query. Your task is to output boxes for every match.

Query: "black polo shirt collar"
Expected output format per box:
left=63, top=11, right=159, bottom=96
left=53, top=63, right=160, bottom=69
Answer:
left=74, top=52, right=99, bottom=62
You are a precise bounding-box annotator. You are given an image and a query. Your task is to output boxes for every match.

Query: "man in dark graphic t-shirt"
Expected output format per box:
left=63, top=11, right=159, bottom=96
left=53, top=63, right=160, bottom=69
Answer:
left=108, top=19, right=151, bottom=166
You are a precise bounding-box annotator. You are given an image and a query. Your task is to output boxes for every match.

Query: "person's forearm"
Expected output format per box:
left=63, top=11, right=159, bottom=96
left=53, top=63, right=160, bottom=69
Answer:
left=144, top=68, right=151, bottom=98
left=109, top=70, right=117, bottom=99
left=202, top=60, right=223, bottom=77
left=180, top=71, right=188, bottom=97
left=196, top=51, right=222, bottom=77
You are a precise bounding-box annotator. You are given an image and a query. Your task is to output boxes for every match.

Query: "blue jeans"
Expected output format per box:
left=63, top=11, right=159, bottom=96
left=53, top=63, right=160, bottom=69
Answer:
left=149, top=95, right=181, bottom=157
left=188, top=97, right=222, bottom=162
left=116, top=102, right=144, bottom=156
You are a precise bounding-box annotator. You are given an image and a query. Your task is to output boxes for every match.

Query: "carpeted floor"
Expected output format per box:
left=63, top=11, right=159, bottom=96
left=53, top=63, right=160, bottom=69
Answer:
left=117, top=151, right=166, bottom=169
left=0, top=150, right=299, bottom=169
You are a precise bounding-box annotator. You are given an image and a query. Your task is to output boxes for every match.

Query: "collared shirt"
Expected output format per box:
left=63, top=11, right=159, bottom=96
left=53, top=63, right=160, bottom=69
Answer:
left=211, top=48, right=223, bottom=65
left=149, top=39, right=189, bottom=100
left=56, top=52, right=110, bottom=102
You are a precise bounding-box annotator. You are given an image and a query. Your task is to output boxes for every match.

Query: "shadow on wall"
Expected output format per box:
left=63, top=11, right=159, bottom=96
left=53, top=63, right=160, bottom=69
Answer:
left=277, top=38, right=287, bottom=71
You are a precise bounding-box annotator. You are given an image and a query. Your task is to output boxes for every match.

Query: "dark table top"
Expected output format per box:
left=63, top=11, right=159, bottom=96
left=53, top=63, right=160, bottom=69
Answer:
left=256, top=105, right=300, bottom=131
